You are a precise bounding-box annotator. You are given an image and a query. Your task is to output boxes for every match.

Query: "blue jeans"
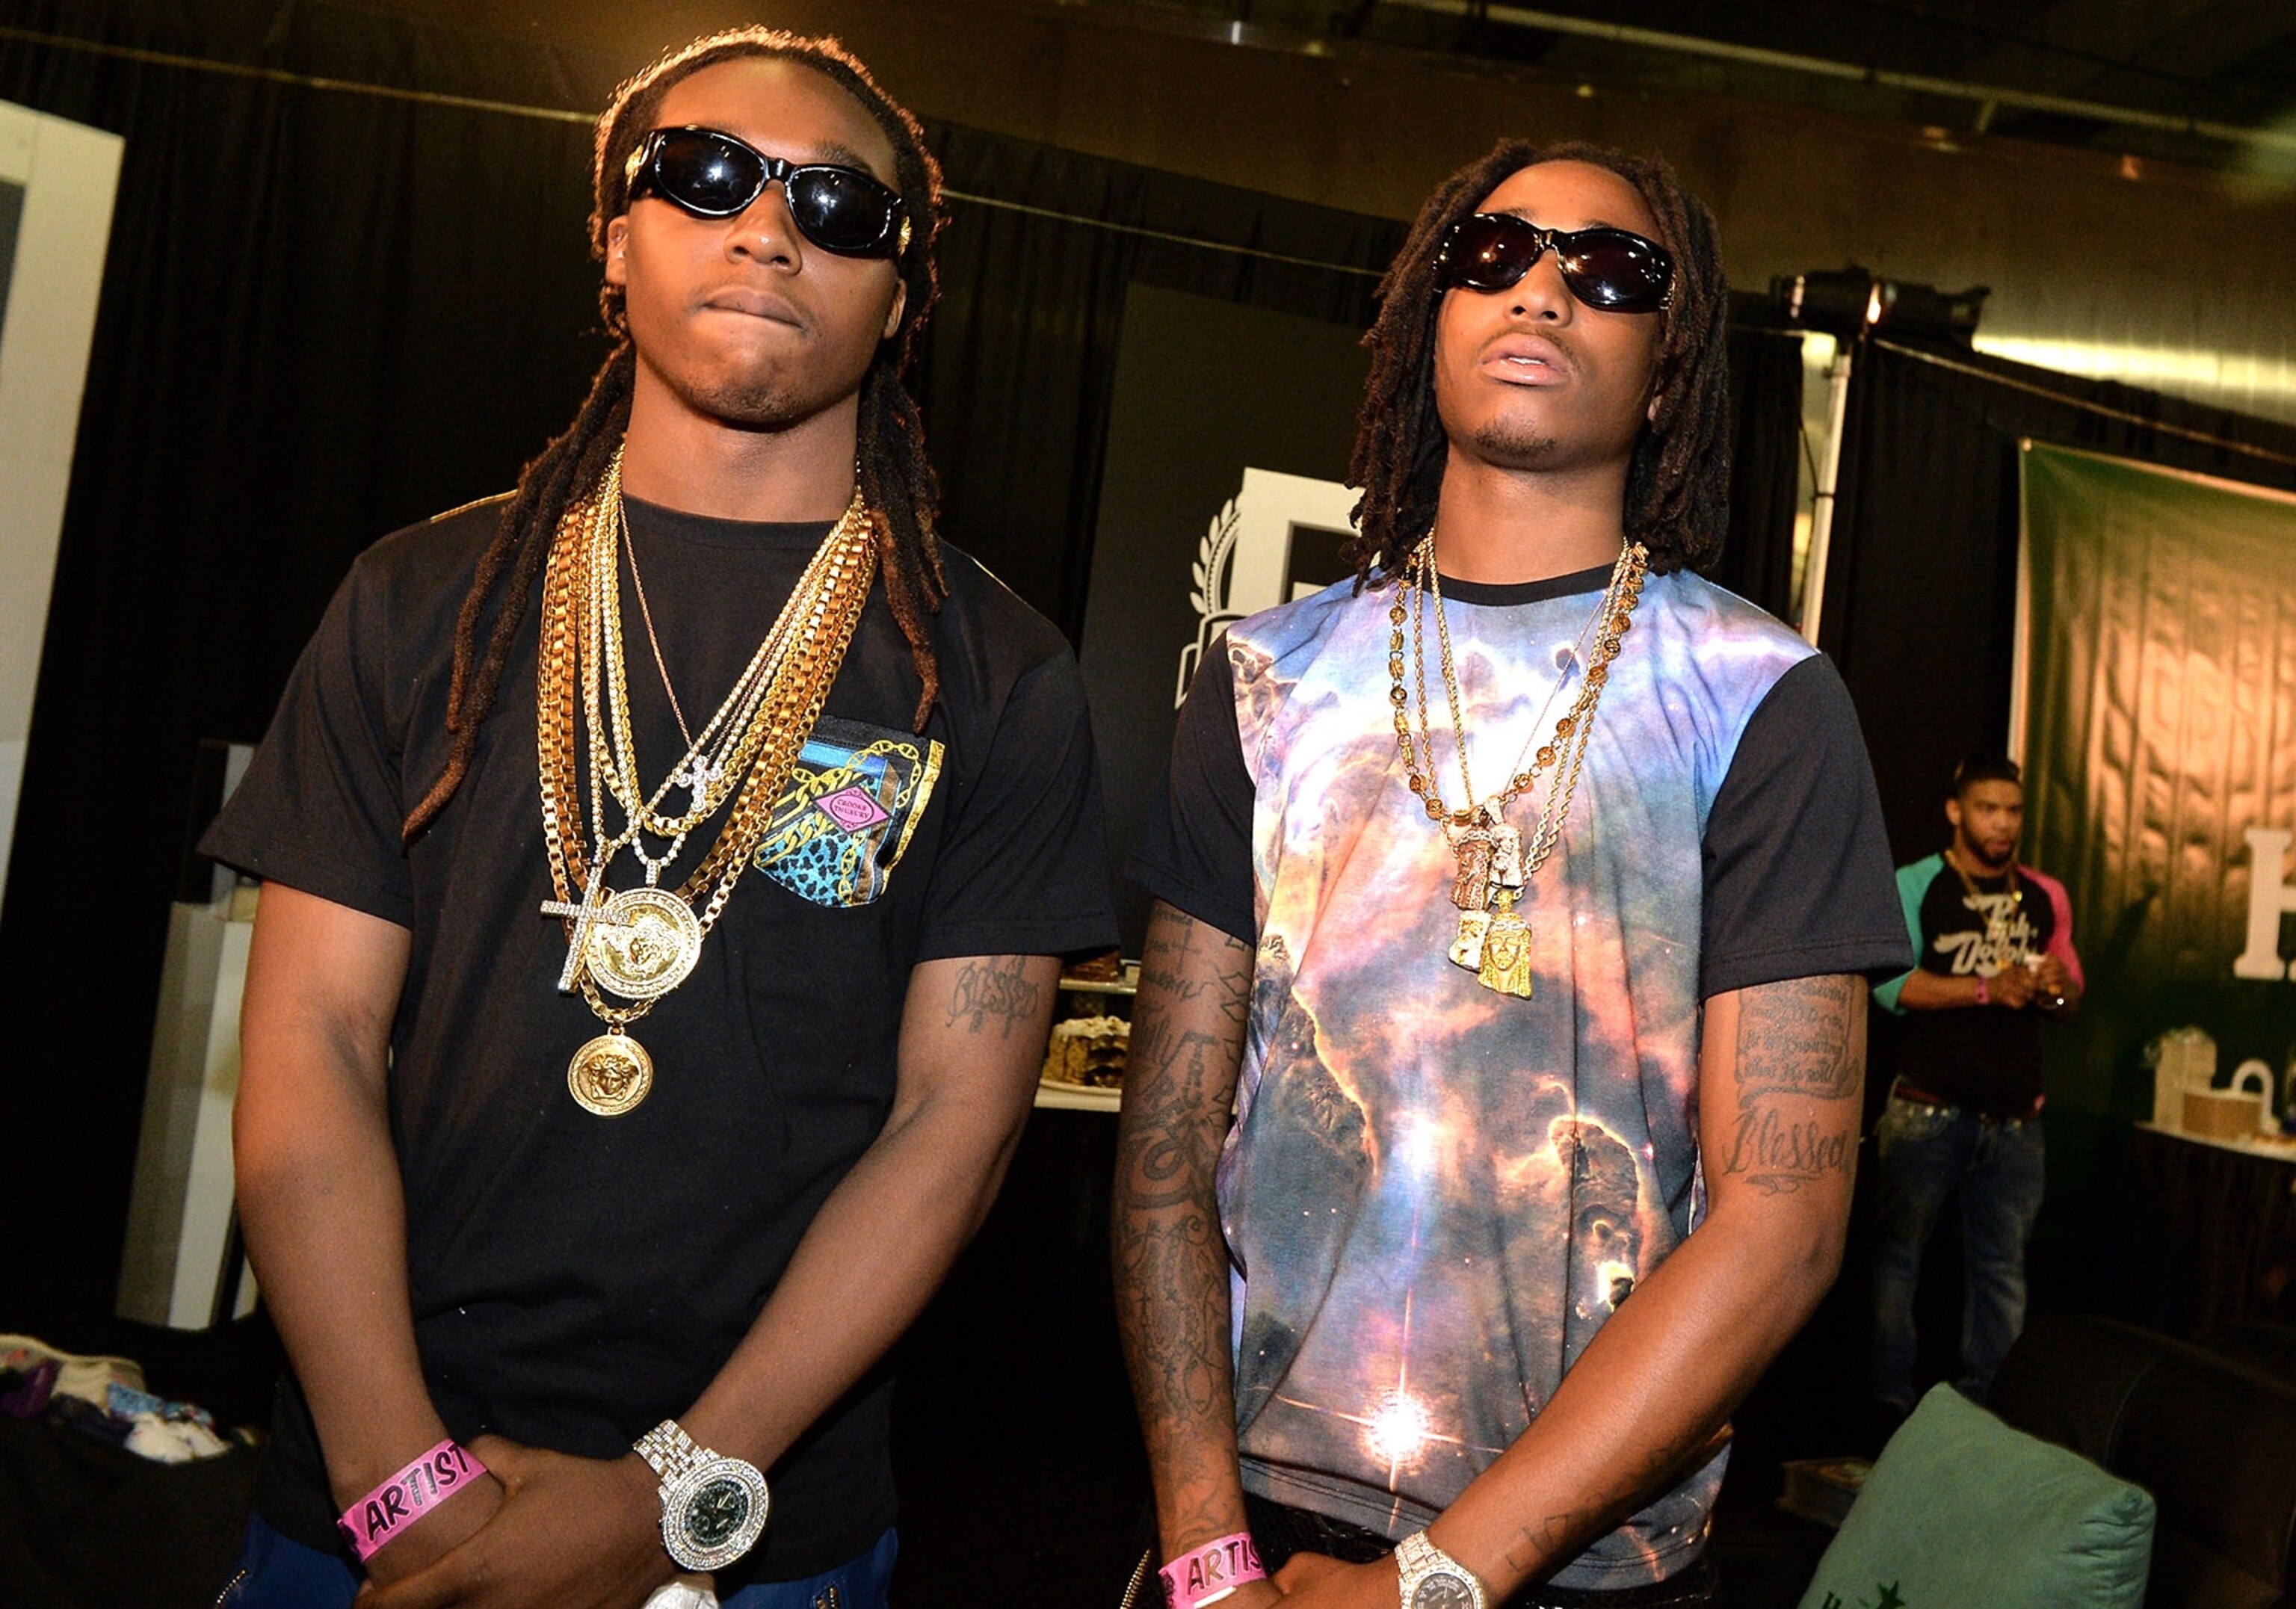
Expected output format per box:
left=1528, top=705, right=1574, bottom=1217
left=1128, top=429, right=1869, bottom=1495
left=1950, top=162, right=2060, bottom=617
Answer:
left=1868, top=1092, right=2046, bottom=1409
left=215, top=1513, right=897, bottom=1608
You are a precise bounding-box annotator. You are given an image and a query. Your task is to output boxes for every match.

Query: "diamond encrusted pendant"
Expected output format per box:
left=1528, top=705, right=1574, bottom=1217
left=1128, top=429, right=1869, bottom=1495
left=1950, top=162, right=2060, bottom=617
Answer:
left=584, top=888, right=703, bottom=1001
left=1448, top=907, right=1491, bottom=972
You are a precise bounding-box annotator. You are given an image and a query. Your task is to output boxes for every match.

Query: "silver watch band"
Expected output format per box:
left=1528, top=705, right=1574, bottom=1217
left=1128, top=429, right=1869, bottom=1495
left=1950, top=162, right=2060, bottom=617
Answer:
left=635, top=1420, right=712, bottom=1489
left=1394, top=1529, right=1490, bottom=1609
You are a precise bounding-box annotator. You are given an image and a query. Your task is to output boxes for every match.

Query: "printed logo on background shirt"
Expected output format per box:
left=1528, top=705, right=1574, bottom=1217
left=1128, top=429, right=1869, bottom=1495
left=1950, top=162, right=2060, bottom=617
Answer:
left=752, top=717, right=943, bottom=909
left=1934, top=891, right=2037, bottom=975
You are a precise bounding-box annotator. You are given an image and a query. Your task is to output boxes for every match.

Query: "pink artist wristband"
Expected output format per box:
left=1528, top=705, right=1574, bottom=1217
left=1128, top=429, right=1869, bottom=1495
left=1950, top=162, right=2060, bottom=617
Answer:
left=336, top=1439, right=487, bottom=1562
left=1160, top=1531, right=1266, bottom=1609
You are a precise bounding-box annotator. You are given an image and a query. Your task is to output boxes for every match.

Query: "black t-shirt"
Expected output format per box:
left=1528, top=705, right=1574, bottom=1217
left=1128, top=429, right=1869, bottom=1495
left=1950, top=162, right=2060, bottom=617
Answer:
left=1884, top=855, right=2075, bottom=1118
left=202, top=495, right=1116, bottom=1582
left=1135, top=571, right=1905, bottom=1000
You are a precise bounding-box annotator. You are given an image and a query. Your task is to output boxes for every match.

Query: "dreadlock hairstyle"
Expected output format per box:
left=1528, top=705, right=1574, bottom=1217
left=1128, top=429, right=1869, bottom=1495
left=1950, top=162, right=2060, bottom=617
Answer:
left=1343, top=139, right=1731, bottom=590
left=403, top=28, right=948, bottom=842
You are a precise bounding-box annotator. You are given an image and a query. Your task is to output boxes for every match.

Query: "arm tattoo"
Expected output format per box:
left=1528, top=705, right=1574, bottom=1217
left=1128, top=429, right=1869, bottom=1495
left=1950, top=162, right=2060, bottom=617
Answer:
left=943, top=955, right=1043, bottom=1038
left=1720, top=975, right=1862, bottom=1196
left=1114, top=908, right=1256, bottom=1542
left=1504, top=1445, right=1681, bottom=1576
left=1137, top=914, right=1251, bottom=1029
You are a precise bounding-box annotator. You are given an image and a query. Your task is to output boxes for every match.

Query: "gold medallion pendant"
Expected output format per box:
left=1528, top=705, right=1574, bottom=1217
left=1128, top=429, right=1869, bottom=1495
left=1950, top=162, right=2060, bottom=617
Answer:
left=568, top=1030, right=655, bottom=1117
left=534, top=448, right=881, bottom=1115
left=585, top=888, right=704, bottom=1001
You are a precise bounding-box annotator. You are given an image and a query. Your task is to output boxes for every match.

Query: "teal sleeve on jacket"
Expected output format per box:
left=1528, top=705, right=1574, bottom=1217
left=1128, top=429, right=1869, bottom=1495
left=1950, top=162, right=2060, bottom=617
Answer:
left=1872, top=854, right=1941, bottom=1013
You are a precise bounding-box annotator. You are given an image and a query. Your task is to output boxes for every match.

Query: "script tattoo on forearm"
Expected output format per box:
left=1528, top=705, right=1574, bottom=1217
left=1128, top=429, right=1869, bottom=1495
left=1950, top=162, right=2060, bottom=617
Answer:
left=944, top=955, right=1043, bottom=1037
left=1135, top=915, right=1252, bottom=1030
left=1114, top=911, right=1255, bottom=1543
left=1721, top=975, right=1863, bottom=1196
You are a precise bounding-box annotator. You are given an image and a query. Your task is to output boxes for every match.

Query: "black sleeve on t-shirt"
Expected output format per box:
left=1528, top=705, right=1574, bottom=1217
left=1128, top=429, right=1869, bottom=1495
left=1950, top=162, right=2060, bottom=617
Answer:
left=1699, top=654, right=1914, bottom=998
left=1129, top=639, right=1911, bottom=988
left=916, top=649, right=1118, bottom=961
left=201, top=549, right=420, bottom=927
left=1130, top=634, right=1257, bottom=944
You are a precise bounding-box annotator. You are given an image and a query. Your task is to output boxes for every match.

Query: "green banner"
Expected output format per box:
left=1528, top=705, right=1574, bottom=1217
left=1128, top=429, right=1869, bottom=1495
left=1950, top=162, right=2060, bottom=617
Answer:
left=2019, top=442, right=2296, bottom=1194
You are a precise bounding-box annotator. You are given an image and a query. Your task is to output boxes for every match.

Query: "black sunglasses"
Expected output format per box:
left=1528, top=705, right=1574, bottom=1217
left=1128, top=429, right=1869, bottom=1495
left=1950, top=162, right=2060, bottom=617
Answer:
left=1434, top=213, right=1674, bottom=313
left=625, top=126, right=912, bottom=259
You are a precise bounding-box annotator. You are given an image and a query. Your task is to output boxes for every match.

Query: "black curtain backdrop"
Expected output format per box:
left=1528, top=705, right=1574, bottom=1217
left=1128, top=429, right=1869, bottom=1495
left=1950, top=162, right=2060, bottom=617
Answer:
left=1819, top=334, right=2296, bottom=865
left=1708, top=318, right=1806, bottom=620
left=0, top=1, right=614, bottom=1328
left=0, top=0, right=1817, bottom=1331
left=915, top=126, right=1404, bottom=636
left=1817, top=334, right=2296, bottom=1243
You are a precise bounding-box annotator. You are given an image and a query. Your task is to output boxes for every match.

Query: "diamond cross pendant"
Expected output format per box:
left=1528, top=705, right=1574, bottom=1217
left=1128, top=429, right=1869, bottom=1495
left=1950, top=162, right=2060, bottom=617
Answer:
left=675, top=756, right=723, bottom=809
left=540, top=874, right=632, bottom=993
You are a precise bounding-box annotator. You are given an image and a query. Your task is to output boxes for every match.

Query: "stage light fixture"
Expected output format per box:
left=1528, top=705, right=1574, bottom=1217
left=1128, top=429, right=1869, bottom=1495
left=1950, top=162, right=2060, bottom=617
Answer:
left=1772, top=265, right=1990, bottom=345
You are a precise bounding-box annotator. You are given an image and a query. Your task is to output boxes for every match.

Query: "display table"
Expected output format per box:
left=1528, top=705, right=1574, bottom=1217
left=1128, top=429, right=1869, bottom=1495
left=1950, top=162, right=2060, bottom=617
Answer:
left=1034, top=1078, right=1121, bottom=1113
left=1033, top=966, right=1133, bottom=1113
left=2126, top=1122, right=2296, bottom=1335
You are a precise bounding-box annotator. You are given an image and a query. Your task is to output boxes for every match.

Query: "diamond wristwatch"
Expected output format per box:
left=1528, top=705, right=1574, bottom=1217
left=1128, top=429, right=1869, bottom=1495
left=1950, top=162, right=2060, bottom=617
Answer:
left=1394, top=1530, right=1490, bottom=1609
left=633, top=1420, right=770, bottom=1572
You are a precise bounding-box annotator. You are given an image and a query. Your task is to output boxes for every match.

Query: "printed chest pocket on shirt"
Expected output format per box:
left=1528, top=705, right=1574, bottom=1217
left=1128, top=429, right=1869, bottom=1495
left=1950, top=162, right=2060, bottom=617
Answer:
left=752, top=715, right=945, bottom=909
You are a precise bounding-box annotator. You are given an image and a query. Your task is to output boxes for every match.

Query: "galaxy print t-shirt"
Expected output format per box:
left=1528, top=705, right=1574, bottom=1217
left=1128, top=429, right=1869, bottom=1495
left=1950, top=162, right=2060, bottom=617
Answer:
left=1135, top=561, right=1907, bottom=1590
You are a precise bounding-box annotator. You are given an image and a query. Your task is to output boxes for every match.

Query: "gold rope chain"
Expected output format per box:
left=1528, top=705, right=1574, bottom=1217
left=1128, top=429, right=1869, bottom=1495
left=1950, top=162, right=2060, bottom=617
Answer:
left=1387, top=537, right=1648, bottom=841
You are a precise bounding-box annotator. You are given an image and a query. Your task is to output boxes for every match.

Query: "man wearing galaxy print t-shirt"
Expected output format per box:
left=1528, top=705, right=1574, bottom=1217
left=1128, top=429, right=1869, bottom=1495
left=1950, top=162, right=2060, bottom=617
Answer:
left=1114, top=141, right=1907, bottom=1609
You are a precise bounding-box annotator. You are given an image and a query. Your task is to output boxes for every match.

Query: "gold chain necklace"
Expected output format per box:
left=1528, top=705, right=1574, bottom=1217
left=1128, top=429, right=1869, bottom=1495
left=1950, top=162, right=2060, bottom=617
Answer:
left=620, top=493, right=700, bottom=753
left=584, top=453, right=834, bottom=880
left=1386, top=534, right=1648, bottom=998
left=1946, top=846, right=2025, bottom=958
left=537, top=452, right=879, bottom=1115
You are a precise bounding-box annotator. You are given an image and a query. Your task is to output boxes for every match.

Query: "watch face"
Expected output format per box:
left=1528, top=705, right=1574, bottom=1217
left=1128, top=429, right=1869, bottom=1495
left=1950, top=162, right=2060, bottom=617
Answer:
left=1410, top=1572, right=1479, bottom=1609
left=661, top=1457, right=769, bottom=1570
left=685, top=1476, right=752, bottom=1550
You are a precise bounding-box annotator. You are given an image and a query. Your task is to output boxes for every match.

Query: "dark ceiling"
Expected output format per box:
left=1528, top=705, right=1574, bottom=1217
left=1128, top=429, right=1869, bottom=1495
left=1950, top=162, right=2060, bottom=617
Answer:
left=1153, top=0, right=2296, bottom=174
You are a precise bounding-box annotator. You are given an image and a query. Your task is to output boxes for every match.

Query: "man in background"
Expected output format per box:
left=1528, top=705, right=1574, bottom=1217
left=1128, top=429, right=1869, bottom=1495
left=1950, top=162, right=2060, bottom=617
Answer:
left=1870, top=756, right=2082, bottom=1419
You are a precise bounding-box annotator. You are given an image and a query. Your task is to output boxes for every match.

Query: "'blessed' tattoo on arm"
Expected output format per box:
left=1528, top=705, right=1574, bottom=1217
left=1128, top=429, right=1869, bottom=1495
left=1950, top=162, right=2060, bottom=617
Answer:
left=943, top=955, right=1043, bottom=1038
left=1720, top=975, right=1863, bottom=1196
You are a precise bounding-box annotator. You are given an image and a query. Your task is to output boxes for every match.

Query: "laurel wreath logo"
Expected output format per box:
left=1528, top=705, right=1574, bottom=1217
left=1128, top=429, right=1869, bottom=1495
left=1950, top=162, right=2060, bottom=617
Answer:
left=1176, top=497, right=1243, bottom=707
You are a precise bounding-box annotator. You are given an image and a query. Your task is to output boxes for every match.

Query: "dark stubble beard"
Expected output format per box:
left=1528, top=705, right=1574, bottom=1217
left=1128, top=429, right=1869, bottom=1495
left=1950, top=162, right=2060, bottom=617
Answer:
left=1468, top=418, right=1563, bottom=468
left=680, top=371, right=815, bottom=431
left=1957, top=834, right=2015, bottom=875
left=647, top=339, right=868, bottom=433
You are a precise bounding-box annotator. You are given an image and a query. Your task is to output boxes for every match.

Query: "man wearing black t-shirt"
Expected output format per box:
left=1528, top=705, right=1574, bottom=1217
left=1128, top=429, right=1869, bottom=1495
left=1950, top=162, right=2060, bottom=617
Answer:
left=203, top=30, right=1111, bottom=1609
left=1113, top=144, right=1907, bottom=1609
left=1868, top=756, right=2081, bottom=1417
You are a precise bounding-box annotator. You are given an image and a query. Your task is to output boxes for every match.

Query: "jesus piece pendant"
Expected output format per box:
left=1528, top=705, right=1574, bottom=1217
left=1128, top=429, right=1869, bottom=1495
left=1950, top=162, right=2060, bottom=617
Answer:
left=567, top=1028, right=654, bottom=1117
left=1448, top=907, right=1491, bottom=972
left=1449, top=824, right=1496, bottom=912
left=1487, top=819, right=1524, bottom=892
left=1475, top=891, right=1534, bottom=999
